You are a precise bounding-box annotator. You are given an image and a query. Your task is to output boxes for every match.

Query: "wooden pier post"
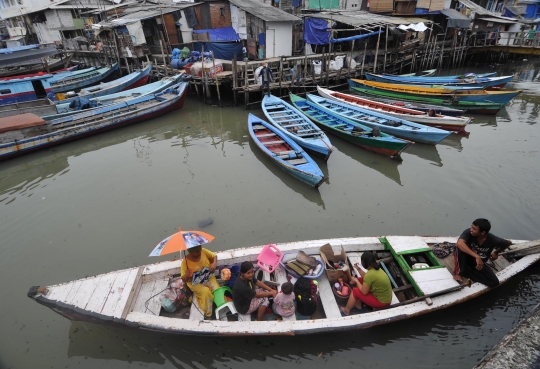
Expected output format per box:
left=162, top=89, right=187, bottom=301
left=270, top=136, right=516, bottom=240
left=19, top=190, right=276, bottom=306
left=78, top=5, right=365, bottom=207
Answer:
left=348, top=39, right=355, bottom=78
left=361, top=43, right=367, bottom=76
left=373, top=26, right=382, bottom=73
left=232, top=53, right=238, bottom=106
left=210, top=51, right=221, bottom=107
left=383, top=25, right=389, bottom=72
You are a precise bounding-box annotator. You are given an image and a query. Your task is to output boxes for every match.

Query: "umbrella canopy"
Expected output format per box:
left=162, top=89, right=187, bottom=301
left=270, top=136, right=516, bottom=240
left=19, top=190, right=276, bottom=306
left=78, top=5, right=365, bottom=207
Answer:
left=149, top=228, right=215, bottom=257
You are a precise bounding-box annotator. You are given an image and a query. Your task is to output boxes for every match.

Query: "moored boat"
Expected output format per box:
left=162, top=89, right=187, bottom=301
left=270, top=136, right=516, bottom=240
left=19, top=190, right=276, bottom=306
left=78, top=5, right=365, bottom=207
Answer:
left=0, top=74, right=56, bottom=105
left=248, top=114, right=325, bottom=188
left=56, top=64, right=152, bottom=105
left=26, top=235, right=540, bottom=336
left=392, top=69, right=437, bottom=77
left=365, top=73, right=513, bottom=89
left=262, top=95, right=333, bottom=161
left=0, top=54, right=74, bottom=78
left=290, top=93, right=411, bottom=160
left=349, top=79, right=521, bottom=115
left=49, top=63, right=119, bottom=94
left=307, top=94, right=452, bottom=145
left=0, top=83, right=188, bottom=161
left=317, top=86, right=470, bottom=134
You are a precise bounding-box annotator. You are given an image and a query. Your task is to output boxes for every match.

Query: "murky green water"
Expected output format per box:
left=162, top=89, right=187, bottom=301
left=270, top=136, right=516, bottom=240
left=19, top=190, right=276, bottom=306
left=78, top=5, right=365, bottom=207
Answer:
left=1, top=60, right=539, bottom=369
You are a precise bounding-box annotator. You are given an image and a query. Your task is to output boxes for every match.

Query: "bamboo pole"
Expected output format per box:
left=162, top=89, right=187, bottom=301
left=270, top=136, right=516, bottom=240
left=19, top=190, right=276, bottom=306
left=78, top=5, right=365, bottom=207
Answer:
left=210, top=51, right=221, bottom=107
left=361, top=43, right=367, bottom=76
left=232, top=53, right=238, bottom=106
left=373, top=26, right=382, bottom=73
left=348, top=39, right=355, bottom=78
left=383, top=25, right=388, bottom=72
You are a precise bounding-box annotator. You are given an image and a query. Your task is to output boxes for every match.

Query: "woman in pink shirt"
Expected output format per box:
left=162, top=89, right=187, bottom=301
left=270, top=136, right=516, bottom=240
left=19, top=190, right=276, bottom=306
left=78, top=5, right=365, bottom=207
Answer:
left=272, top=282, right=295, bottom=317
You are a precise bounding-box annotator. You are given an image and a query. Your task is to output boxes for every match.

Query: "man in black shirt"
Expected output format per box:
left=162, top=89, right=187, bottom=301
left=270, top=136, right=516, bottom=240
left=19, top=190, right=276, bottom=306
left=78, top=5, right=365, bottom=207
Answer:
left=454, top=218, right=512, bottom=287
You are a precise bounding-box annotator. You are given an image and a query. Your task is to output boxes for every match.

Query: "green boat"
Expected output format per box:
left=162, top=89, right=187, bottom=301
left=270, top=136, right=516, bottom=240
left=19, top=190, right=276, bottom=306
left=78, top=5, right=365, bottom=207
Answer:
left=289, top=94, right=412, bottom=160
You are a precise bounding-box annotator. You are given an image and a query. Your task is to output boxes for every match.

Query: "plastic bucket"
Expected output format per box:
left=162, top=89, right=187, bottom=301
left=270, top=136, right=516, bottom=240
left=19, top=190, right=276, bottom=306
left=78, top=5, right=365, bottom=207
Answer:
left=332, top=282, right=351, bottom=306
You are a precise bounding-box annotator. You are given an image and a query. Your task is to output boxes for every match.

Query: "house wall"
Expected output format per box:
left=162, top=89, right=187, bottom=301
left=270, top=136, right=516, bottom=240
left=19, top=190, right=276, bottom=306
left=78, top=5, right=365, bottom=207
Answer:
left=44, top=9, right=76, bottom=30
left=230, top=4, right=247, bottom=39
left=343, top=0, right=362, bottom=10
left=34, top=22, right=61, bottom=43
left=209, top=2, right=232, bottom=28
left=179, top=9, right=194, bottom=43
left=266, top=21, right=292, bottom=57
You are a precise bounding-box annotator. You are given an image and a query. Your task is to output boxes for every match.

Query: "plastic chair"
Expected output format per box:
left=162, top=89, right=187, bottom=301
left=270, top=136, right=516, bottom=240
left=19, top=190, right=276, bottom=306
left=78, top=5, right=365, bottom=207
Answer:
left=256, top=244, right=283, bottom=273
left=213, top=286, right=233, bottom=308
left=215, top=301, right=238, bottom=320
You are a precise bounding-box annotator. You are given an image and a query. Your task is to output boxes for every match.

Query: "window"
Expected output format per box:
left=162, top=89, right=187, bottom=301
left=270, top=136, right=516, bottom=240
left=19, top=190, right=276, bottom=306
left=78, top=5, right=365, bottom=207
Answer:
left=219, top=7, right=224, bottom=16
left=0, top=89, right=12, bottom=94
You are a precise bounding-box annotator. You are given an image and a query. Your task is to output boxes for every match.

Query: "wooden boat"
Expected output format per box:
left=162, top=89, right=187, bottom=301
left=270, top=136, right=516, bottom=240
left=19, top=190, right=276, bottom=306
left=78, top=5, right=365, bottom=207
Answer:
left=57, top=64, right=152, bottom=105
left=0, top=65, right=78, bottom=81
left=349, top=79, right=521, bottom=115
left=289, top=94, right=411, bottom=160
left=0, top=99, right=57, bottom=119
left=0, top=83, right=187, bottom=161
left=393, top=69, right=437, bottom=77
left=48, top=74, right=185, bottom=118
left=49, top=63, right=119, bottom=94
left=262, top=95, right=333, bottom=161
left=0, top=74, right=56, bottom=105
left=307, top=94, right=451, bottom=145
left=317, top=86, right=470, bottom=134
left=347, top=94, right=466, bottom=117
left=248, top=114, right=325, bottom=188
left=26, top=235, right=540, bottom=336
left=366, top=73, right=513, bottom=89
left=0, top=54, right=73, bottom=78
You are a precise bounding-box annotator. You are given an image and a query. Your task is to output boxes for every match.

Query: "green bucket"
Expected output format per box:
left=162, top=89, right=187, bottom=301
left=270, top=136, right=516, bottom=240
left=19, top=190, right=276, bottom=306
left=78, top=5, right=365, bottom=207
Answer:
left=213, top=286, right=233, bottom=307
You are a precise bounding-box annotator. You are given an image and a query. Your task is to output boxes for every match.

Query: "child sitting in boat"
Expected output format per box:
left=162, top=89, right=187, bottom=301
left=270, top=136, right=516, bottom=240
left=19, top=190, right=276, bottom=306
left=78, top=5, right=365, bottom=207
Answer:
left=180, top=246, right=219, bottom=318
left=232, top=261, right=277, bottom=321
left=272, top=281, right=295, bottom=318
left=340, top=252, right=392, bottom=315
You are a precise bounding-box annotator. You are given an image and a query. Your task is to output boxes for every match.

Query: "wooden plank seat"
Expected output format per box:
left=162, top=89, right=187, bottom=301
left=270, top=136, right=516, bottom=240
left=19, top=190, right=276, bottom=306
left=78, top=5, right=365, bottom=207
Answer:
left=297, top=132, right=319, bottom=137
left=282, top=123, right=306, bottom=128
left=314, top=256, right=342, bottom=319
left=287, top=158, right=308, bottom=165
left=252, top=125, right=266, bottom=130
left=262, top=140, right=285, bottom=145
left=265, top=105, right=285, bottom=110
left=272, top=117, right=304, bottom=122
left=297, top=129, right=316, bottom=133
left=256, top=133, right=277, bottom=138
left=275, top=150, right=295, bottom=155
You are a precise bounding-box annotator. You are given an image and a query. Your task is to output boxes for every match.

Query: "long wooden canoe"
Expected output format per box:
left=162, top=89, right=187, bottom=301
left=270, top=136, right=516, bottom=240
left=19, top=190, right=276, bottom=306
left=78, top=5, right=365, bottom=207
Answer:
left=307, top=94, right=451, bottom=145
left=27, top=236, right=540, bottom=336
left=262, top=95, right=333, bottom=161
left=317, top=86, right=470, bottom=134
left=366, top=73, right=513, bottom=89
left=248, top=114, right=326, bottom=188
left=289, top=93, right=411, bottom=160
left=49, top=63, right=119, bottom=94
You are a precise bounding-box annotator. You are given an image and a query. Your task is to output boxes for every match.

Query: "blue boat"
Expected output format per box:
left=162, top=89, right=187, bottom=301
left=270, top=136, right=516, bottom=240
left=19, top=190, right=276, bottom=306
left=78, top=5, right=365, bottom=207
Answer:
left=0, top=83, right=188, bottom=161
left=0, top=74, right=56, bottom=105
left=248, top=114, right=326, bottom=188
left=365, top=73, right=513, bottom=89
left=47, top=74, right=184, bottom=119
left=49, top=63, right=119, bottom=94
left=262, top=95, right=333, bottom=161
left=57, top=64, right=152, bottom=105
left=307, top=94, right=452, bottom=145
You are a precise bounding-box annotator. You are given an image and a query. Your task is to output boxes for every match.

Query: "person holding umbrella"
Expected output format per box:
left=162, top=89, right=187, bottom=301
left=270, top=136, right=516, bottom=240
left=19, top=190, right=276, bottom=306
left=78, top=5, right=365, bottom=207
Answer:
left=149, top=228, right=218, bottom=318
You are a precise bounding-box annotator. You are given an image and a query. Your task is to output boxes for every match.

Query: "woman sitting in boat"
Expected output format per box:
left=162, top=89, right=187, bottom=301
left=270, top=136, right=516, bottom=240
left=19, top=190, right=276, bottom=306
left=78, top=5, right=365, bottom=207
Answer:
left=340, top=252, right=392, bottom=315
left=233, top=261, right=277, bottom=321
left=180, top=246, right=219, bottom=318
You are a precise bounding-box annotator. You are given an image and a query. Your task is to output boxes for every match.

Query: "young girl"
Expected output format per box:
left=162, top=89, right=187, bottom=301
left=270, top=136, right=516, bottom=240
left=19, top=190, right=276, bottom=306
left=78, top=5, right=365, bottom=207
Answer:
left=272, top=281, right=295, bottom=318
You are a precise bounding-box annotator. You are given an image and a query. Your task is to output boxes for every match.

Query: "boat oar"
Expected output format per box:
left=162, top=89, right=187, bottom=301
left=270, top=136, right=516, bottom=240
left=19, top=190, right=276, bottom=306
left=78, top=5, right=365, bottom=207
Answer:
left=374, top=283, right=466, bottom=311
left=499, top=239, right=540, bottom=258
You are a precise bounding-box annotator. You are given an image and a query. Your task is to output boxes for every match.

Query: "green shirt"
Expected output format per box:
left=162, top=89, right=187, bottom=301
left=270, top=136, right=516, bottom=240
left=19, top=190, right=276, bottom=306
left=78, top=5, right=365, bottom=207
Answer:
left=364, top=267, right=392, bottom=304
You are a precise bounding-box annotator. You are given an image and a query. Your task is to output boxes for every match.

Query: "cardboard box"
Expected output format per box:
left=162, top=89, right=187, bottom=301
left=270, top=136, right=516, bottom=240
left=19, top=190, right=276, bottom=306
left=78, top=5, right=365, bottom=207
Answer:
left=319, top=243, right=351, bottom=284
left=205, top=63, right=223, bottom=78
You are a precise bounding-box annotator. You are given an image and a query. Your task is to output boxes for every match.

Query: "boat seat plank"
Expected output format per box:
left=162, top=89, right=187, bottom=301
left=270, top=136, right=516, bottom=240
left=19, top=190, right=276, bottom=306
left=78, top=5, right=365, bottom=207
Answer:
left=282, top=123, right=305, bottom=128
left=85, top=272, right=120, bottom=313
left=100, top=269, right=137, bottom=316
left=276, top=150, right=295, bottom=155
left=273, top=117, right=304, bottom=122
left=256, top=133, right=277, bottom=138
left=262, top=140, right=285, bottom=145
left=287, top=158, right=308, bottom=165
left=313, top=256, right=342, bottom=319
left=131, top=277, right=169, bottom=315
left=386, top=236, right=432, bottom=254
left=114, top=267, right=144, bottom=319
left=408, top=268, right=459, bottom=295
left=490, top=255, right=511, bottom=272
left=252, top=125, right=266, bottom=130
left=347, top=252, right=399, bottom=305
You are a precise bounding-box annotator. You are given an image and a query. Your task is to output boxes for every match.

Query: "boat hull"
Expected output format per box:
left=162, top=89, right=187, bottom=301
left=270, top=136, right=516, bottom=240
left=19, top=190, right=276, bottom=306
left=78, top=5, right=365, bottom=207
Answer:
left=51, top=63, right=119, bottom=93
left=0, top=83, right=187, bottom=161
left=366, top=73, right=513, bottom=89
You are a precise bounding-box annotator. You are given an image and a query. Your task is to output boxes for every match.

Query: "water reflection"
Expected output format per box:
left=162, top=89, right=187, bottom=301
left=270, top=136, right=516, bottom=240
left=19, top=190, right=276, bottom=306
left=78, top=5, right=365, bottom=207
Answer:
left=331, top=139, right=402, bottom=185
left=64, top=265, right=540, bottom=369
left=247, top=140, right=326, bottom=208
left=438, top=133, right=466, bottom=152
left=403, top=143, right=443, bottom=167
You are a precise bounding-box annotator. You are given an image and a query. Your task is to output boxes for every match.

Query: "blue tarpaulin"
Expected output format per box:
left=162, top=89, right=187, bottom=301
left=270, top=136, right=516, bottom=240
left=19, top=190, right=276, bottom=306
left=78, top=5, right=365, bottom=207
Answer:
left=330, top=30, right=383, bottom=43
left=304, top=18, right=330, bottom=45
left=192, top=42, right=243, bottom=60
left=0, top=44, right=38, bottom=54
left=192, top=27, right=241, bottom=42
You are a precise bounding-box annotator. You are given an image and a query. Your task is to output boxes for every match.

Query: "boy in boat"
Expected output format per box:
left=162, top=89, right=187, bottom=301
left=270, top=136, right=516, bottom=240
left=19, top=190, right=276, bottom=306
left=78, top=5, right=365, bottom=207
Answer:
left=272, top=281, right=295, bottom=318
left=454, top=218, right=512, bottom=287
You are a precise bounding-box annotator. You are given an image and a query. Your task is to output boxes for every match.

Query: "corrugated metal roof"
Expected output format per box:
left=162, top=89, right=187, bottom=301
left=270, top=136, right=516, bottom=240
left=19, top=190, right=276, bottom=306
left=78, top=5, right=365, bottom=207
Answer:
left=229, top=0, right=300, bottom=22
left=477, top=16, right=518, bottom=24
left=305, top=12, right=431, bottom=29
left=458, top=0, right=518, bottom=22
left=96, top=3, right=196, bottom=27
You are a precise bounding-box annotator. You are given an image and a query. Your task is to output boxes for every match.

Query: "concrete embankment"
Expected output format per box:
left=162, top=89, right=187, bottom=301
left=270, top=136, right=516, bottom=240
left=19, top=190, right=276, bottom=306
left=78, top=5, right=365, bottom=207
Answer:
left=474, top=304, right=540, bottom=369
